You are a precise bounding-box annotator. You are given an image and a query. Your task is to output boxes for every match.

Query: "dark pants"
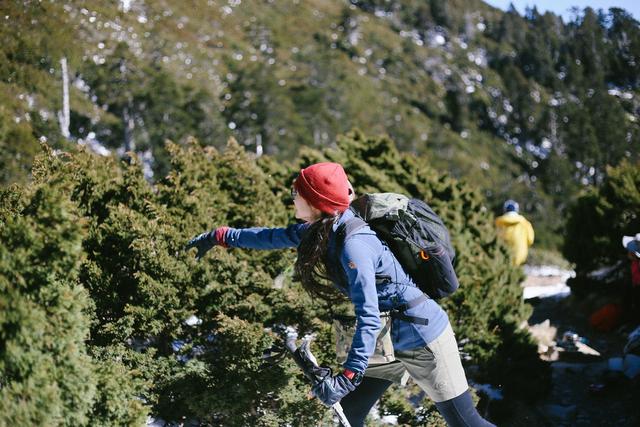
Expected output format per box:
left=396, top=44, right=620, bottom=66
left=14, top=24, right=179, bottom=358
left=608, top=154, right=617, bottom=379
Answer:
left=340, top=376, right=392, bottom=426
left=339, top=376, right=495, bottom=427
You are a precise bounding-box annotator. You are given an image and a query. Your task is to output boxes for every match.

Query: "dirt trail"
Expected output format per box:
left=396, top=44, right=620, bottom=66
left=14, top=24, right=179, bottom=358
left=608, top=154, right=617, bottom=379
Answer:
left=513, top=269, right=639, bottom=427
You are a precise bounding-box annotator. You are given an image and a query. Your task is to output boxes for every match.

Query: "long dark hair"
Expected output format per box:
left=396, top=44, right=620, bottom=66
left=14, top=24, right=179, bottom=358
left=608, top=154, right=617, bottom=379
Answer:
left=294, top=214, right=345, bottom=302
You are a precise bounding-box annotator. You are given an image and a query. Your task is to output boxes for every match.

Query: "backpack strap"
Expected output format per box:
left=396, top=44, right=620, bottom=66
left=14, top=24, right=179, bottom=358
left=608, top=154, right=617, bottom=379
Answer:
left=332, top=216, right=368, bottom=290
left=334, top=215, right=368, bottom=279
left=336, top=216, right=368, bottom=242
left=389, top=294, right=430, bottom=325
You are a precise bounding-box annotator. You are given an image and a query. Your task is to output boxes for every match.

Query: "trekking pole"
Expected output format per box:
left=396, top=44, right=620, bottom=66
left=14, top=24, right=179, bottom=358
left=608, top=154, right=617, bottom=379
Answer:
left=283, top=327, right=352, bottom=427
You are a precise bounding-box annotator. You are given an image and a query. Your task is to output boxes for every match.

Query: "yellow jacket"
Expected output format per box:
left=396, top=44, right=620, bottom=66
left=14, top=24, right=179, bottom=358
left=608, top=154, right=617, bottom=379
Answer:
left=495, top=212, right=535, bottom=266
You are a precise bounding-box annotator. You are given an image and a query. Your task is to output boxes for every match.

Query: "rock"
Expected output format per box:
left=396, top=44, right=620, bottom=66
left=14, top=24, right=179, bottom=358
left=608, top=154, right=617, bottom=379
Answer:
left=527, top=319, right=557, bottom=352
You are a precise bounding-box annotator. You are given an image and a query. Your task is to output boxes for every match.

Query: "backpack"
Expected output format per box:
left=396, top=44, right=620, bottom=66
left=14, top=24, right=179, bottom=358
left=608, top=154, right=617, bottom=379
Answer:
left=337, top=193, right=459, bottom=300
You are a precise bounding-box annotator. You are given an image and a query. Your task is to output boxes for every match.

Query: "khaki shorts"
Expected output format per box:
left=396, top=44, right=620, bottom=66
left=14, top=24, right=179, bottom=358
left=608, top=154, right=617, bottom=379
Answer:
left=363, top=323, right=469, bottom=402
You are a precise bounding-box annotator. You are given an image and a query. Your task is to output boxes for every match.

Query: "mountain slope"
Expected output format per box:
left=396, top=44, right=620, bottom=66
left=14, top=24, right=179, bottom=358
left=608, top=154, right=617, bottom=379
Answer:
left=1, top=0, right=638, bottom=247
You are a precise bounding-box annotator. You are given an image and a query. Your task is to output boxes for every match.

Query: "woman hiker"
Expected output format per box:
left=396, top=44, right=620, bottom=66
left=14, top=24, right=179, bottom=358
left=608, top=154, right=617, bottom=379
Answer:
left=186, top=162, right=494, bottom=427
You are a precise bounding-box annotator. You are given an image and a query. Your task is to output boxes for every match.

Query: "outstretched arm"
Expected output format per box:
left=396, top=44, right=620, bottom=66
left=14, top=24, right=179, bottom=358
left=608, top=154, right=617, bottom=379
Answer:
left=526, top=220, right=535, bottom=246
left=225, top=223, right=309, bottom=249
left=186, top=223, right=310, bottom=260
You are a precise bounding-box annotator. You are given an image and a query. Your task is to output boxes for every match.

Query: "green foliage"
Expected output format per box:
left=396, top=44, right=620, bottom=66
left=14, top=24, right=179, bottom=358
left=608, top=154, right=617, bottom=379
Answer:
left=563, top=160, right=640, bottom=272
left=0, top=157, right=147, bottom=426
left=89, top=346, right=149, bottom=427
left=0, top=1, right=79, bottom=88
left=379, top=384, right=442, bottom=427
left=155, top=315, right=291, bottom=425
left=0, top=106, right=40, bottom=186
left=0, top=169, right=93, bottom=427
left=0, top=140, right=323, bottom=425
left=83, top=42, right=225, bottom=176
left=0, top=1, right=78, bottom=187
left=1, top=131, right=545, bottom=424
left=377, top=385, right=489, bottom=426
left=1, top=0, right=639, bottom=255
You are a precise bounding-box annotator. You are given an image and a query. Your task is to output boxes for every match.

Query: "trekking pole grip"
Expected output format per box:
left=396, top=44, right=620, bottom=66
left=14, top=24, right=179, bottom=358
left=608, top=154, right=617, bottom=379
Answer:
left=282, top=328, right=352, bottom=427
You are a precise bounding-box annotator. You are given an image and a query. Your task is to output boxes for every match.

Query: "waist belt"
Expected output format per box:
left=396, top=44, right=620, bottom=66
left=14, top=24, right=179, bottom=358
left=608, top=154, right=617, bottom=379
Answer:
left=332, top=294, right=430, bottom=327
left=389, top=294, right=430, bottom=326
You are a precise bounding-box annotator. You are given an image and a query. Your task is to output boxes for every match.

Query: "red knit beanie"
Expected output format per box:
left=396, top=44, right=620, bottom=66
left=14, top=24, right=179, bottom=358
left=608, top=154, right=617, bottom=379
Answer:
left=294, top=162, right=351, bottom=215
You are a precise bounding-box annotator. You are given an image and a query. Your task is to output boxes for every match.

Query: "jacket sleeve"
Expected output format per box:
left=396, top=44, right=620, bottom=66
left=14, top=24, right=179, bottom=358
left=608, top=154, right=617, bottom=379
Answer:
left=225, top=223, right=309, bottom=249
left=339, top=234, right=382, bottom=374
left=526, top=220, right=535, bottom=246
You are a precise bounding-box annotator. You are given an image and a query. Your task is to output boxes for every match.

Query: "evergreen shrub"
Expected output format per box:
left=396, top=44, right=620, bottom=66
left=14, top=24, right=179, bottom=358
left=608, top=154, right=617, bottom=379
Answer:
left=563, top=160, right=640, bottom=287
left=1, top=132, right=547, bottom=425
left=0, top=155, right=146, bottom=426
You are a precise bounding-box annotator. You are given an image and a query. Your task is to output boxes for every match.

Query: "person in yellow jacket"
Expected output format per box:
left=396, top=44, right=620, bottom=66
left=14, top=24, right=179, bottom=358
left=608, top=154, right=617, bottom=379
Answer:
left=495, top=200, right=535, bottom=266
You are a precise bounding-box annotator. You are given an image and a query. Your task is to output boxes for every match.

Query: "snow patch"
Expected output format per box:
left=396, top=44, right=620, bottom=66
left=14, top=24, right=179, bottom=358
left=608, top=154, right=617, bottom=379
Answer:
left=522, top=265, right=574, bottom=300
left=523, top=283, right=571, bottom=300
left=348, top=28, right=361, bottom=46
left=78, top=133, right=111, bottom=156
left=608, top=88, right=634, bottom=100
left=146, top=416, right=165, bottom=426
left=587, top=261, right=623, bottom=280
left=523, top=265, right=574, bottom=278
left=381, top=415, right=399, bottom=424
left=184, top=315, right=202, bottom=326
left=119, top=0, right=131, bottom=13
left=369, top=404, right=398, bottom=424
left=374, top=9, right=393, bottom=19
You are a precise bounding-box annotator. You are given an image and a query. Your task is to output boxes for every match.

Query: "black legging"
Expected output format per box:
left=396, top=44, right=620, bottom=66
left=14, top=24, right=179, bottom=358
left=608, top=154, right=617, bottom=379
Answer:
left=339, top=376, right=392, bottom=426
left=340, top=377, right=495, bottom=427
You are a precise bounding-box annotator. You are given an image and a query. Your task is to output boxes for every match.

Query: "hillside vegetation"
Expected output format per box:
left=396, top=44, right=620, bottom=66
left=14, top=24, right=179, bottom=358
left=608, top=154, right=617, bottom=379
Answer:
left=1, top=0, right=639, bottom=249
left=1, top=133, right=546, bottom=425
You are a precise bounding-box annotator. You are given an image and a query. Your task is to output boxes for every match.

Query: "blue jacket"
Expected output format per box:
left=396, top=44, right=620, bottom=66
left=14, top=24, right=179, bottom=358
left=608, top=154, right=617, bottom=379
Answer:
left=225, top=209, right=449, bottom=374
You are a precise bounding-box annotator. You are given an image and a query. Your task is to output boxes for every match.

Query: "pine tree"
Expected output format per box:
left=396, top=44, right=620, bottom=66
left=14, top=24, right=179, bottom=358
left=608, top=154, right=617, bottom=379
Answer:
left=564, top=160, right=640, bottom=272
left=607, top=8, right=640, bottom=88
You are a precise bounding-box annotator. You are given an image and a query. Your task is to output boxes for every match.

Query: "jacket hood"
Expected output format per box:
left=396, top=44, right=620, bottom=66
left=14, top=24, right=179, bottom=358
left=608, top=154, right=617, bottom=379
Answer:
left=496, top=212, right=527, bottom=226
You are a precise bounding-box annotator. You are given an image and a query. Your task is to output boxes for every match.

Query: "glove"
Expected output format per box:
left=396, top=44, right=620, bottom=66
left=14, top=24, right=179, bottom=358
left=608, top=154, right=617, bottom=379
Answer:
left=311, top=369, right=358, bottom=407
left=185, top=226, right=229, bottom=260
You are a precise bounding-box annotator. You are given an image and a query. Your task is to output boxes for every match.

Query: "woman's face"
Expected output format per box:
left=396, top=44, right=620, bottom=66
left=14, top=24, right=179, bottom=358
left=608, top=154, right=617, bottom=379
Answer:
left=292, top=188, right=322, bottom=223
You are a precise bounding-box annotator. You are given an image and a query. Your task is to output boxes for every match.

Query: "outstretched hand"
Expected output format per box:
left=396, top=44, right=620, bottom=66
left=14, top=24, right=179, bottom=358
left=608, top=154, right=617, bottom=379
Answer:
left=185, top=227, right=229, bottom=260
left=311, top=370, right=356, bottom=407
